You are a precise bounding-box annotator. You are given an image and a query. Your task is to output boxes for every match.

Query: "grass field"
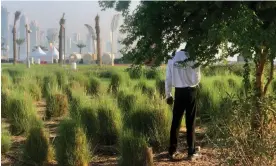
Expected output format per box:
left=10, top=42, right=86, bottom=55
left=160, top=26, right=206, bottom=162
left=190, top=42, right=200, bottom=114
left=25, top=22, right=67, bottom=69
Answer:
left=1, top=63, right=276, bottom=166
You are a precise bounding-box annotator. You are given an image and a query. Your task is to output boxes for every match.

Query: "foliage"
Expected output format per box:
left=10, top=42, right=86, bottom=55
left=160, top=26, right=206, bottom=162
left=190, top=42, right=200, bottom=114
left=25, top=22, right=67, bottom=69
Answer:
left=144, top=67, right=161, bottom=79
left=43, top=75, right=58, bottom=98
left=118, top=130, right=149, bottom=166
left=7, top=91, right=42, bottom=135
left=23, top=127, right=54, bottom=165
left=1, top=127, right=11, bottom=154
left=86, top=77, right=101, bottom=96
left=55, top=119, right=90, bottom=166
left=46, top=91, right=68, bottom=119
left=15, top=38, right=25, bottom=46
left=108, top=72, right=123, bottom=95
left=155, top=78, right=166, bottom=98
left=125, top=65, right=143, bottom=79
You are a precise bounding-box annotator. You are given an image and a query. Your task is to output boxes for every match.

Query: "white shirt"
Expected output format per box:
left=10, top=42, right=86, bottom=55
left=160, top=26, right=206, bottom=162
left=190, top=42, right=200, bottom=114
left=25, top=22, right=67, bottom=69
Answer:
left=165, top=51, right=201, bottom=99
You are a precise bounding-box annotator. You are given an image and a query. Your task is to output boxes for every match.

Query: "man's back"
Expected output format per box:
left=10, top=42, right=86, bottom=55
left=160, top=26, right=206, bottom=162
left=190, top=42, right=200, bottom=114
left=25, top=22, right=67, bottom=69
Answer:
left=167, top=50, right=201, bottom=88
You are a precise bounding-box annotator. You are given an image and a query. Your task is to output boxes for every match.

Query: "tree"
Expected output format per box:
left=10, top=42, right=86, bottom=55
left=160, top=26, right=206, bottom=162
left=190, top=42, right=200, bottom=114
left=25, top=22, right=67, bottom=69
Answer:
left=58, top=13, right=65, bottom=66
left=95, top=14, right=102, bottom=66
left=16, top=38, right=25, bottom=61
left=100, top=1, right=276, bottom=134
left=12, top=11, right=21, bottom=65
left=76, top=43, right=86, bottom=54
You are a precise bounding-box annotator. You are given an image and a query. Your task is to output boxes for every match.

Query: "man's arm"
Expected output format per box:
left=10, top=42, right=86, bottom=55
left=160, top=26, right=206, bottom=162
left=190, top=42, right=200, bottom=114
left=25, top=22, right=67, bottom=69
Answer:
left=165, top=60, right=173, bottom=99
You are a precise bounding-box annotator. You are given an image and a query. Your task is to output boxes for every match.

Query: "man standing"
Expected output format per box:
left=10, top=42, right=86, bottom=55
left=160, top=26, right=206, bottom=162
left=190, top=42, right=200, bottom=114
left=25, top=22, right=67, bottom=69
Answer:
left=165, top=49, right=201, bottom=161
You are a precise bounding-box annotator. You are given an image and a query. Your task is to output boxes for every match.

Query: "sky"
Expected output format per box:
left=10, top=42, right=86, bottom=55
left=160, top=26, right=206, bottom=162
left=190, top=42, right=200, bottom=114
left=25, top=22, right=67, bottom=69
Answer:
left=1, top=0, right=140, bottom=42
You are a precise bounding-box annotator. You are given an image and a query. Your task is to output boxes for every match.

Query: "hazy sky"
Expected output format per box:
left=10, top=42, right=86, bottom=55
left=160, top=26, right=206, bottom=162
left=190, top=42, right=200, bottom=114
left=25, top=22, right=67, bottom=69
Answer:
left=2, top=1, right=139, bottom=42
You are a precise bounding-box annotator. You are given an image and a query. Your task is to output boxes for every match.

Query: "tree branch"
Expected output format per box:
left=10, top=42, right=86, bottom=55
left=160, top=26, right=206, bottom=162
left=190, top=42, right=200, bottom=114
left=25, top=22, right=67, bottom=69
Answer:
left=263, top=57, right=274, bottom=95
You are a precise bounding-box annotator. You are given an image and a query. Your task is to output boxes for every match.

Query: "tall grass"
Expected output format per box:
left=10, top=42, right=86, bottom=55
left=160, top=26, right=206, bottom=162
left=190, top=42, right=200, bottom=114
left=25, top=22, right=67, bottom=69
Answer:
left=1, top=127, right=11, bottom=154
left=108, top=72, right=123, bottom=95
left=87, top=76, right=101, bottom=96
left=118, top=130, right=151, bottom=166
left=56, top=70, right=68, bottom=89
left=1, top=89, right=11, bottom=118
left=43, top=74, right=58, bottom=98
left=23, top=126, right=54, bottom=165
left=97, top=97, right=122, bottom=145
left=6, top=90, right=42, bottom=135
left=55, top=119, right=90, bottom=166
left=46, top=89, right=69, bottom=119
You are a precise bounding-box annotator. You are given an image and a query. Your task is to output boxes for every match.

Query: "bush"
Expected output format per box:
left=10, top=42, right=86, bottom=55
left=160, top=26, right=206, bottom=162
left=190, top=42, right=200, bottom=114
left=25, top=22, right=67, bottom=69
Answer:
left=227, top=78, right=237, bottom=88
left=55, top=119, right=90, bottom=166
left=117, top=90, right=137, bottom=114
left=7, top=91, right=42, bottom=135
left=118, top=130, right=152, bottom=166
left=108, top=72, right=123, bottom=95
left=135, top=81, right=155, bottom=97
left=97, top=99, right=122, bottom=145
left=99, top=70, right=113, bottom=78
left=144, top=67, right=161, bottom=79
left=23, top=126, right=54, bottom=165
left=69, top=89, right=91, bottom=119
left=80, top=107, right=99, bottom=144
left=1, top=90, right=11, bottom=118
left=87, top=77, right=101, bottom=96
left=126, top=66, right=143, bottom=79
left=28, top=82, right=42, bottom=101
left=155, top=78, right=166, bottom=98
left=46, top=92, right=68, bottom=119
left=56, top=70, right=68, bottom=89
left=43, top=75, right=58, bottom=98
left=124, top=101, right=171, bottom=150
left=1, top=127, right=11, bottom=154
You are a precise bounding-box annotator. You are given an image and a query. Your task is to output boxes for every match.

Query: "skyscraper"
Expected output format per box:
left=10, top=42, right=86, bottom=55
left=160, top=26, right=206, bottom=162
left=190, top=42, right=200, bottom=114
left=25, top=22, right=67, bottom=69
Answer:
left=72, top=33, right=81, bottom=43
left=1, top=6, right=9, bottom=56
left=47, top=28, right=58, bottom=47
left=39, top=31, right=46, bottom=46
left=30, top=20, right=40, bottom=50
left=66, top=37, right=72, bottom=53
left=19, top=13, right=29, bottom=59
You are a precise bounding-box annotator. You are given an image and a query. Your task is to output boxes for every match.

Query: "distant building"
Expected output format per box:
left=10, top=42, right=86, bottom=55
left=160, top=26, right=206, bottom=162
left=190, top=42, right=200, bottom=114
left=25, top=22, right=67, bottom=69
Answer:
left=72, top=33, right=81, bottom=43
left=30, top=21, right=40, bottom=51
left=47, top=28, right=58, bottom=47
left=66, top=37, right=72, bottom=54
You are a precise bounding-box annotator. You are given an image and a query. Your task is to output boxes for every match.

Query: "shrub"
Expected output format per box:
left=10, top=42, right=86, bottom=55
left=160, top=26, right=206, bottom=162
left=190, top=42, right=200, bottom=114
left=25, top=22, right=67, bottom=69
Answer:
left=97, top=99, right=122, bottom=145
left=55, top=119, right=90, bottom=166
left=1, top=90, right=11, bottom=118
left=87, top=77, right=101, bottom=96
left=99, top=70, right=113, bottom=78
left=155, top=78, right=166, bottom=98
left=213, top=79, right=226, bottom=91
left=135, top=81, right=155, bottom=97
left=7, top=91, right=42, bottom=135
left=56, top=70, right=68, bottom=89
left=46, top=92, right=68, bottom=119
left=144, top=67, right=161, bottom=79
left=43, top=75, right=58, bottom=98
left=124, top=101, right=171, bottom=150
left=108, top=72, right=123, bottom=95
left=1, top=127, right=11, bottom=154
left=117, top=90, right=137, bottom=114
left=28, top=82, right=42, bottom=101
left=118, top=130, right=152, bottom=166
left=80, top=107, right=99, bottom=144
left=69, top=89, right=91, bottom=119
left=227, top=78, right=237, bottom=88
left=23, top=126, right=54, bottom=165
left=126, top=66, right=143, bottom=79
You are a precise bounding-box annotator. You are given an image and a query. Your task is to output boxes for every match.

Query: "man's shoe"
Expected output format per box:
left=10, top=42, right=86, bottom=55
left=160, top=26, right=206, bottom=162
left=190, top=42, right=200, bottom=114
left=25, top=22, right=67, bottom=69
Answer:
left=187, top=146, right=201, bottom=161
left=169, top=151, right=185, bottom=161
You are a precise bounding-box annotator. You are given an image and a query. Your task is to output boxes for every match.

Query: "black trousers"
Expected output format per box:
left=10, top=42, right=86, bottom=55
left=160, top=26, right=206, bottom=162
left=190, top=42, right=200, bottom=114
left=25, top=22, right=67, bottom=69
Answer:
left=169, top=87, right=197, bottom=155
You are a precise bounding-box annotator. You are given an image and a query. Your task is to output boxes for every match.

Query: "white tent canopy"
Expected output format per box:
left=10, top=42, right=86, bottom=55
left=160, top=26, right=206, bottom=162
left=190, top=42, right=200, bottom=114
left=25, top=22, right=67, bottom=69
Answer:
left=46, top=47, right=59, bottom=59
left=31, top=47, right=46, bottom=56
left=31, top=47, right=52, bottom=62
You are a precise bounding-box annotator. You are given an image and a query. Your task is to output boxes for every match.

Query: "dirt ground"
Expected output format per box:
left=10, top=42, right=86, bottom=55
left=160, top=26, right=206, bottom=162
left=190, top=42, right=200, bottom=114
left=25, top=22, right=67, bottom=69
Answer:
left=1, top=100, right=221, bottom=166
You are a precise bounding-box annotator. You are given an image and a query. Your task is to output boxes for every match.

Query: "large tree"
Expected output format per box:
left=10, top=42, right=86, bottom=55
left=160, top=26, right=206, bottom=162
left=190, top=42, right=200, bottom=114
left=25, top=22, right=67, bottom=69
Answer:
left=100, top=1, right=276, bottom=133
left=12, top=11, right=21, bottom=65
left=15, top=38, right=25, bottom=61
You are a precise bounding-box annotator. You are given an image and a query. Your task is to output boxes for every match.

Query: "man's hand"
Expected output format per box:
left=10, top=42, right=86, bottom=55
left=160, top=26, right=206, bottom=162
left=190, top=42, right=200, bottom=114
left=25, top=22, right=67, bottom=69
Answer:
left=166, top=96, right=174, bottom=105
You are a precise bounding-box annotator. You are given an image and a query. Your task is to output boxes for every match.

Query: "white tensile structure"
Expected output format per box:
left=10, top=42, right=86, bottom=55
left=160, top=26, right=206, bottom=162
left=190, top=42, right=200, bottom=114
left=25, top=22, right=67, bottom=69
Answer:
left=82, top=53, right=97, bottom=64
left=69, top=53, right=82, bottom=63
left=102, top=52, right=113, bottom=65
left=31, top=47, right=48, bottom=63
left=46, top=47, right=59, bottom=63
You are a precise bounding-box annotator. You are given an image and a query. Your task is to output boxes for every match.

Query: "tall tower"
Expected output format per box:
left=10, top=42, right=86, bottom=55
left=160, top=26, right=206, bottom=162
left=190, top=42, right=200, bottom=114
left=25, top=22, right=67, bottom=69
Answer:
left=66, top=37, right=72, bottom=54
left=1, top=6, right=9, bottom=56
left=30, top=21, right=40, bottom=50
left=19, top=14, right=29, bottom=59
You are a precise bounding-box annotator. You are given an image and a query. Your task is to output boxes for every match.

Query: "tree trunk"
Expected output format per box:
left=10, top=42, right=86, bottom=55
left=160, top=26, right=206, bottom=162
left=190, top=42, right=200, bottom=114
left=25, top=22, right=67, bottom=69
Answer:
left=95, top=15, right=102, bottom=66
left=58, top=26, right=63, bottom=66
left=143, top=147, right=153, bottom=166
left=79, top=48, right=81, bottom=54
left=13, top=27, right=17, bottom=65
left=251, top=50, right=267, bottom=136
